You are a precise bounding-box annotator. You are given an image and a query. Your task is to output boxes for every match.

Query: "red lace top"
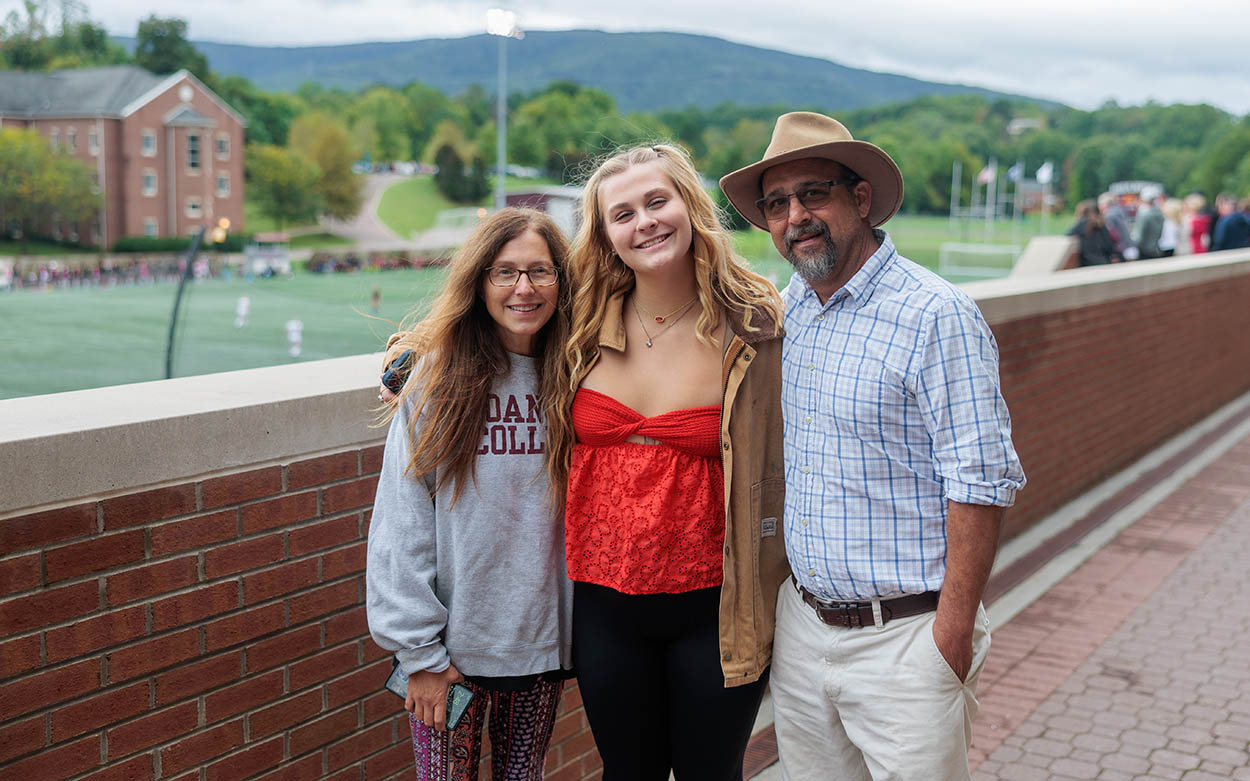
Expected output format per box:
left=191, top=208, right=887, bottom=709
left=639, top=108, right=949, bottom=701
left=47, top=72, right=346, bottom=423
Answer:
left=566, top=388, right=726, bottom=594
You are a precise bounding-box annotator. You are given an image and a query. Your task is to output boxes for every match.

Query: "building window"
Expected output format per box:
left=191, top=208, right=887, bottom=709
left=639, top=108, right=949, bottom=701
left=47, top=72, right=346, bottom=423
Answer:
left=89, top=173, right=100, bottom=195
left=216, top=134, right=229, bottom=160
left=52, top=222, right=62, bottom=240
left=186, top=197, right=202, bottom=218
left=216, top=172, right=230, bottom=198
left=91, top=224, right=100, bottom=244
left=141, top=130, right=156, bottom=157
left=89, top=129, right=99, bottom=155
left=69, top=227, right=79, bottom=243
left=144, top=218, right=158, bottom=238
left=50, top=128, right=59, bottom=149
left=187, top=134, right=200, bottom=170
left=67, top=127, right=77, bottom=152
left=142, top=169, right=157, bottom=197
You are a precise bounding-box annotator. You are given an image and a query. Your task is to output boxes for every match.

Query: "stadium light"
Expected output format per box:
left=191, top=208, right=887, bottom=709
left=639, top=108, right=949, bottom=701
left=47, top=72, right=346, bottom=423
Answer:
left=486, top=9, right=523, bottom=211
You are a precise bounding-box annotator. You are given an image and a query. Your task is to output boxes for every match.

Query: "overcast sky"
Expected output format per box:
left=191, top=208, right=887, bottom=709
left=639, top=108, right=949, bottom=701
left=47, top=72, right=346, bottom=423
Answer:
left=11, top=0, right=1250, bottom=114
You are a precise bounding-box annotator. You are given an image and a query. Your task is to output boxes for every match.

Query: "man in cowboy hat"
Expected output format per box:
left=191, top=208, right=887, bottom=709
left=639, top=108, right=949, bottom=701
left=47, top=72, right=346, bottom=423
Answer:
left=721, top=112, right=1025, bottom=779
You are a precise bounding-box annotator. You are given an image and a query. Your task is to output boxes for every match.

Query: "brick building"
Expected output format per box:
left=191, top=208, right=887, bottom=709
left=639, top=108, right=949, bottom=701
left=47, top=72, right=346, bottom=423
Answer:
left=0, top=65, right=246, bottom=248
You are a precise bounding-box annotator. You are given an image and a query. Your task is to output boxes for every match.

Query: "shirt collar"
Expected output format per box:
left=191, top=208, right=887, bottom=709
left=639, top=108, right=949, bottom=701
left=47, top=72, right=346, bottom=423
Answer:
left=789, top=229, right=895, bottom=310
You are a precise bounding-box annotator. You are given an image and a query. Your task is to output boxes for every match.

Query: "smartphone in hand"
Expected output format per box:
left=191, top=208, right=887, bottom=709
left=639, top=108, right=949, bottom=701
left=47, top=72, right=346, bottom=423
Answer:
left=386, top=658, right=474, bottom=730
left=381, top=349, right=416, bottom=395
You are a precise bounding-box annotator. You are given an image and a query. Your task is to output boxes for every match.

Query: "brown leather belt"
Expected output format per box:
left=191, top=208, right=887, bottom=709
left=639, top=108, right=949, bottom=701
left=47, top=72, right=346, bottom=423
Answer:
left=798, top=585, right=939, bottom=628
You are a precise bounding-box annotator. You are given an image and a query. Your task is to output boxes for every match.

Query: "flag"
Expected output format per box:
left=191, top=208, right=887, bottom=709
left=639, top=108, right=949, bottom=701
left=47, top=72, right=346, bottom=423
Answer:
left=1006, top=162, right=1024, bottom=182
left=1036, top=160, right=1054, bottom=185
left=977, top=163, right=997, bottom=185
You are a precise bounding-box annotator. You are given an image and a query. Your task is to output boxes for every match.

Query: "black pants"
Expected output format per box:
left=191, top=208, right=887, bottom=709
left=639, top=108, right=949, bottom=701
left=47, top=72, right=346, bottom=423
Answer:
left=572, top=581, right=768, bottom=781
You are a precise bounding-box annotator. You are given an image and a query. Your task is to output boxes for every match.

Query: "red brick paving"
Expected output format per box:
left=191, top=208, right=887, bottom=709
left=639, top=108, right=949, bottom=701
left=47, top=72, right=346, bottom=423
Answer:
left=970, top=435, right=1250, bottom=778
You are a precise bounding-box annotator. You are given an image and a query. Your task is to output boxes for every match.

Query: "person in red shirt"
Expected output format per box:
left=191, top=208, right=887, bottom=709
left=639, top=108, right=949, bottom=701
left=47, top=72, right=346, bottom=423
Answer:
left=552, top=144, right=789, bottom=780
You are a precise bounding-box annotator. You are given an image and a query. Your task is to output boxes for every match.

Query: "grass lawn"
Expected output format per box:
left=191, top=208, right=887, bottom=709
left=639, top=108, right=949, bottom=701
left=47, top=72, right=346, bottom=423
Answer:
left=376, top=175, right=561, bottom=238
left=0, top=267, right=448, bottom=399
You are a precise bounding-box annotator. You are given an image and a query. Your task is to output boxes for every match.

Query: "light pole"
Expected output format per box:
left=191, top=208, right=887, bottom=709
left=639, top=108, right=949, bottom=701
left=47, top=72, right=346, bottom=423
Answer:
left=486, top=9, right=522, bottom=211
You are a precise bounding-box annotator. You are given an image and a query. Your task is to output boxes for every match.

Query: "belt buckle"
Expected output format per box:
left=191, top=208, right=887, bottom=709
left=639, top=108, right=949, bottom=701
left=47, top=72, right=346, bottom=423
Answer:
left=809, top=590, right=865, bottom=628
left=835, top=602, right=863, bottom=628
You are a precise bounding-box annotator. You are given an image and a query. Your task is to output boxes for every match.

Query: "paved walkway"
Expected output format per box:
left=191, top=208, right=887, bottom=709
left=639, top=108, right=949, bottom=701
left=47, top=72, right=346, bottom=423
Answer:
left=971, top=431, right=1250, bottom=779
left=751, top=417, right=1250, bottom=780
left=319, top=173, right=407, bottom=244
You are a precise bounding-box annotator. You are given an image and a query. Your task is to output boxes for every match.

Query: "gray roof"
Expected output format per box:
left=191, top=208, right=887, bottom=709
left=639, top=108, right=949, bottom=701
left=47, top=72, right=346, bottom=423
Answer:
left=0, top=66, right=167, bottom=118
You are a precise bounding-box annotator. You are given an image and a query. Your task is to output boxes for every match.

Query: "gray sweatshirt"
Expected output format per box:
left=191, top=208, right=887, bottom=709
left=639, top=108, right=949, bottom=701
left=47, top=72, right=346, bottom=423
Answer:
left=366, top=355, right=573, bottom=678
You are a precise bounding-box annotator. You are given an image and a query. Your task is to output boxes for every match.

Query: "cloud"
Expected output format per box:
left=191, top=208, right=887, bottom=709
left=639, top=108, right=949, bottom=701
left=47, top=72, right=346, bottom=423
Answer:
left=9, top=0, right=1246, bottom=113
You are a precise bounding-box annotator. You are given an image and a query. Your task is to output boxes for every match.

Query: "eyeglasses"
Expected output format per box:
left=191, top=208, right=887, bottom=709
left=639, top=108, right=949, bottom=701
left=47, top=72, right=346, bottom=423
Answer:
left=756, top=178, right=859, bottom=222
left=484, top=265, right=559, bottom=287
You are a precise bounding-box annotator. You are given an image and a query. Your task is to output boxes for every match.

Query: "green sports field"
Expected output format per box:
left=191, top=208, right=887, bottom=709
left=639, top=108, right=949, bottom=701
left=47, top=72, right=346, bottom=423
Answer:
left=1, top=213, right=1052, bottom=400
left=0, top=268, right=449, bottom=399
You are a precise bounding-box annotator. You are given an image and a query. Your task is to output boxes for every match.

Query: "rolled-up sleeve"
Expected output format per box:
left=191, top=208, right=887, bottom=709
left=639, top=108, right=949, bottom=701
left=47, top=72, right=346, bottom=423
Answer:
left=916, top=296, right=1025, bottom=507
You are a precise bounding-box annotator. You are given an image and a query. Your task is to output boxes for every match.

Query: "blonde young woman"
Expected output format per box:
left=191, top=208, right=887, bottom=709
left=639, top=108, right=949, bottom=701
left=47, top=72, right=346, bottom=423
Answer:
left=550, top=144, right=790, bottom=780
left=366, top=208, right=575, bottom=780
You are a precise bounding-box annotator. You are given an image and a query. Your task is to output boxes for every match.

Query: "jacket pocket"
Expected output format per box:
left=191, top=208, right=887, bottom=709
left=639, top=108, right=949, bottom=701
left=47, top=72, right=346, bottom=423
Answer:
left=750, top=477, right=785, bottom=542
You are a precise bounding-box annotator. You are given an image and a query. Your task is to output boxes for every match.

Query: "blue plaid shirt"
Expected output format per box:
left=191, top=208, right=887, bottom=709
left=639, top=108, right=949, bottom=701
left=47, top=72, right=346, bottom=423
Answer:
left=781, top=232, right=1024, bottom=601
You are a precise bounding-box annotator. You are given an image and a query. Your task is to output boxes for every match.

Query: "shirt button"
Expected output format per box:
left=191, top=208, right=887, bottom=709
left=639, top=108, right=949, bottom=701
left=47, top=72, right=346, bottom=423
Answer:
left=801, top=518, right=809, bottom=527
left=723, top=442, right=730, bottom=450
left=802, top=466, right=811, bottom=474
left=722, top=651, right=732, bottom=661
left=807, top=568, right=816, bottom=577
left=816, top=314, right=825, bottom=321
left=804, top=415, right=812, bottom=424
left=808, top=363, right=816, bottom=371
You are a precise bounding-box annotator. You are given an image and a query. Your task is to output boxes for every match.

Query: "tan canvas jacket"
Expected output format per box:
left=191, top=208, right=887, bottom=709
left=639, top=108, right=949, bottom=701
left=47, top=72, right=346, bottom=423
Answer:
left=592, top=291, right=790, bottom=687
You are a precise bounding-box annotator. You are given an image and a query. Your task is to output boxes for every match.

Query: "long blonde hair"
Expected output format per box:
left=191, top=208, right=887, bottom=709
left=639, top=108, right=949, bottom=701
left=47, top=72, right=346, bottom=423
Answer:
left=389, top=208, right=573, bottom=505
left=550, top=143, right=782, bottom=472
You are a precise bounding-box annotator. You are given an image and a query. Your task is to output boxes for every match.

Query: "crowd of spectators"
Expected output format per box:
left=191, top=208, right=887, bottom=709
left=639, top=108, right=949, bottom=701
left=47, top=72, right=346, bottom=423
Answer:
left=3, top=257, right=191, bottom=291
left=305, top=249, right=444, bottom=274
left=1068, top=186, right=1250, bottom=267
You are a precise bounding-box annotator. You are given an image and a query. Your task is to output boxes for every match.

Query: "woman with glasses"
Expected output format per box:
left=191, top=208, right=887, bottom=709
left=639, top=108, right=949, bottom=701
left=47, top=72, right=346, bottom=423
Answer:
left=548, top=144, right=789, bottom=779
left=367, top=208, right=574, bottom=780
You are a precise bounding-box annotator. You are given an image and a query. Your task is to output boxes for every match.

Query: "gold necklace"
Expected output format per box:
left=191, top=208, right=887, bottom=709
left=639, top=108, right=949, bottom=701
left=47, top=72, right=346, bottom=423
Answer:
left=634, top=294, right=697, bottom=324
left=633, top=296, right=696, bottom=348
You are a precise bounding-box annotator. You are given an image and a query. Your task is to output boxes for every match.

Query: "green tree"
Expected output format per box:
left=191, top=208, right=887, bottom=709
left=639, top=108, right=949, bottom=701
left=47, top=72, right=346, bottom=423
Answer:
left=350, top=87, right=415, bottom=162
left=244, top=144, right=321, bottom=229
left=288, top=113, right=363, bottom=221
left=1186, top=126, right=1250, bottom=198
left=0, top=127, right=98, bottom=251
left=215, top=75, right=302, bottom=146
left=0, top=0, right=53, bottom=69
left=134, top=16, right=209, bottom=82
left=433, top=144, right=488, bottom=204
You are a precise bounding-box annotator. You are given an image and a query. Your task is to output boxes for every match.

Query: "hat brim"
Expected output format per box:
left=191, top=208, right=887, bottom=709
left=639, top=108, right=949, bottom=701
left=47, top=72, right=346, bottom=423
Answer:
left=719, top=140, right=904, bottom=231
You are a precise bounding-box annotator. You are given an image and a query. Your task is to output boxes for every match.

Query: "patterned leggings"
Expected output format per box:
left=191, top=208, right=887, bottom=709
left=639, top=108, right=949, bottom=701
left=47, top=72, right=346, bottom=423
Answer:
left=409, top=676, right=564, bottom=781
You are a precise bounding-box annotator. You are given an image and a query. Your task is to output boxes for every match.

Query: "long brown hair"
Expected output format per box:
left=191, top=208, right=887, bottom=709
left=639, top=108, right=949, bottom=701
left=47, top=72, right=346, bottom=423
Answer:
left=1075, top=199, right=1105, bottom=234
left=388, top=208, right=572, bottom=505
left=549, top=143, right=783, bottom=475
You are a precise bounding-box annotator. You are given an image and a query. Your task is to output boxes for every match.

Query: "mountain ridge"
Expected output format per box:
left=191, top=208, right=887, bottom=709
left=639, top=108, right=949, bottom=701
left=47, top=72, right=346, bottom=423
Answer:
left=117, top=29, right=1059, bottom=113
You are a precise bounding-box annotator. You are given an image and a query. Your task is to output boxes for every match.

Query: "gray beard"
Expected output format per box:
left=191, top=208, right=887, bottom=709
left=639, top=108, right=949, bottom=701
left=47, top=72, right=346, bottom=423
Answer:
left=783, top=222, right=837, bottom=282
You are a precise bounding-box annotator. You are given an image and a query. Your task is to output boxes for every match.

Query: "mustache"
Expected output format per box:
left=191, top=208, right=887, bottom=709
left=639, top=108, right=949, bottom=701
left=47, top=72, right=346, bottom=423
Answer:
left=784, top=222, right=830, bottom=249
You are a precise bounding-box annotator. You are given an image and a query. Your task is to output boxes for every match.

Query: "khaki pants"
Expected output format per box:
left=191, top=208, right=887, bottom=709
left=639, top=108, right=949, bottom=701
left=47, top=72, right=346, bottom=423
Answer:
left=771, top=580, right=990, bottom=781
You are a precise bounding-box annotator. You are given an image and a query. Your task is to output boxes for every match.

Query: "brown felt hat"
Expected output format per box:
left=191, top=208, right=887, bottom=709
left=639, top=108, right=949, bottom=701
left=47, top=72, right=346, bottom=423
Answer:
left=720, top=112, right=904, bottom=230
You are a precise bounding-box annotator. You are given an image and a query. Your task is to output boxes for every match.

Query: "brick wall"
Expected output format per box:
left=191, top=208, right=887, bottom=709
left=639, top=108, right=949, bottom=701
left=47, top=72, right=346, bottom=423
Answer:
left=989, top=272, right=1250, bottom=538
left=0, top=448, right=601, bottom=780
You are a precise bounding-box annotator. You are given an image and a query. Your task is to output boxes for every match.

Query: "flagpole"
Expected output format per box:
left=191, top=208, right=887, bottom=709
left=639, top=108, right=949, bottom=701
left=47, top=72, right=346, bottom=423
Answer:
left=1012, top=159, right=1023, bottom=248
left=949, top=159, right=961, bottom=232
left=984, top=157, right=996, bottom=243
